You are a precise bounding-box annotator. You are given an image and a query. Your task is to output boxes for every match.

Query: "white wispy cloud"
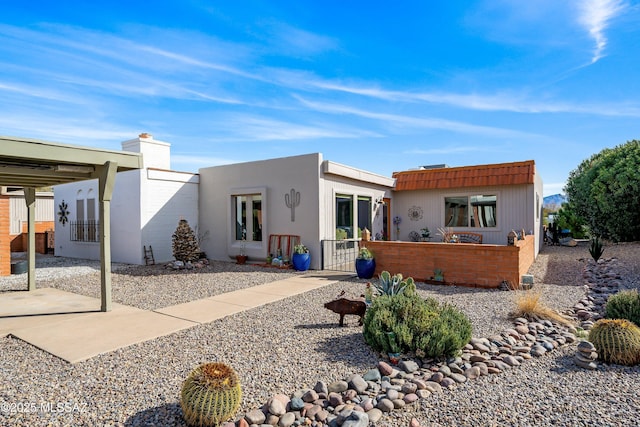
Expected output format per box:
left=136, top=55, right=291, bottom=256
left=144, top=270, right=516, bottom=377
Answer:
left=576, top=0, right=627, bottom=63
left=307, top=79, right=640, bottom=117
left=295, top=96, right=537, bottom=138
left=259, top=21, right=339, bottom=58
left=202, top=114, right=381, bottom=142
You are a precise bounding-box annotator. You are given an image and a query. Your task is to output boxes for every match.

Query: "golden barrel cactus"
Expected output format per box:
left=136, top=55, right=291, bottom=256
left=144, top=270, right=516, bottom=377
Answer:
left=180, top=362, right=242, bottom=426
left=588, top=318, right=640, bottom=366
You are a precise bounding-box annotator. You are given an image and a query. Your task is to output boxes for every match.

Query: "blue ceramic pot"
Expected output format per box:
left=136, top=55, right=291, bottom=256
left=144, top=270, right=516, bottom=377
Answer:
left=292, top=252, right=310, bottom=271
left=355, top=258, right=376, bottom=279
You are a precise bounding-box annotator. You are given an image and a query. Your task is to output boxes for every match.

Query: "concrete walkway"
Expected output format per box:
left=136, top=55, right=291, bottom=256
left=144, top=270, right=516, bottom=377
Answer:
left=0, top=272, right=348, bottom=363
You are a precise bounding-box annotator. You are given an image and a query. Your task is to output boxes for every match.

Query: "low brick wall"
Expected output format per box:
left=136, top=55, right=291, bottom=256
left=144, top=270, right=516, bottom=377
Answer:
left=11, top=221, right=55, bottom=253
left=363, top=235, right=535, bottom=288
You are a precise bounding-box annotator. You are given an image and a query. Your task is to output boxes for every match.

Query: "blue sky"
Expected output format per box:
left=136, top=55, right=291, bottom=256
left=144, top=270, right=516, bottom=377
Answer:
left=2, top=1, right=639, bottom=196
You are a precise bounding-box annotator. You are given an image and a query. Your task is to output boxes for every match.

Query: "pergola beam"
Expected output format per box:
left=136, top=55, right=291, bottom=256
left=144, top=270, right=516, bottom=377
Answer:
left=0, top=136, right=142, bottom=313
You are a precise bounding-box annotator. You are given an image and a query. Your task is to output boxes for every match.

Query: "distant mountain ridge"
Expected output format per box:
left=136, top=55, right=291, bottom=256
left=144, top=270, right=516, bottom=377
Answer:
left=543, top=194, right=567, bottom=209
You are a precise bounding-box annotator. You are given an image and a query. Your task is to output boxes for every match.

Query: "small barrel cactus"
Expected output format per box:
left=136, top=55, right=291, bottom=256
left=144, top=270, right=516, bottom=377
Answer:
left=588, top=319, right=640, bottom=366
left=181, top=362, right=242, bottom=426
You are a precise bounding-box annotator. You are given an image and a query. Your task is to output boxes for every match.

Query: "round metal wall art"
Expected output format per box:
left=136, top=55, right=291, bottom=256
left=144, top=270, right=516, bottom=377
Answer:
left=408, top=205, right=423, bottom=221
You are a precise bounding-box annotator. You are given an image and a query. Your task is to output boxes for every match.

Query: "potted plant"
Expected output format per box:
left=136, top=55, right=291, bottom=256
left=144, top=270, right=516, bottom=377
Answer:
left=236, top=239, right=248, bottom=264
left=434, top=268, right=444, bottom=282
left=291, top=244, right=310, bottom=271
left=420, top=227, right=431, bottom=241
left=355, top=247, right=376, bottom=279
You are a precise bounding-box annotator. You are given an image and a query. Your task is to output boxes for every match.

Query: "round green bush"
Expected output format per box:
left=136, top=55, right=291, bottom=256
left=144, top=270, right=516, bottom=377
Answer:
left=363, top=294, right=472, bottom=359
left=605, top=290, right=640, bottom=327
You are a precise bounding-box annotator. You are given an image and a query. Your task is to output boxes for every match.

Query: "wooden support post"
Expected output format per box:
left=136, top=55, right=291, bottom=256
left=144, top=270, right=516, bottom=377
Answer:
left=98, top=161, right=117, bottom=312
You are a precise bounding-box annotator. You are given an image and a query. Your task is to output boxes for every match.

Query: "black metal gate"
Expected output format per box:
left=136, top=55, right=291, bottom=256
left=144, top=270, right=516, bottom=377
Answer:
left=321, top=239, right=359, bottom=272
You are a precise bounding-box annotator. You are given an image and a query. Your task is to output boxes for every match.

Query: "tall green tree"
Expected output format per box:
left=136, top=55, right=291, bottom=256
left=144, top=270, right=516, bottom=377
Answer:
left=564, top=140, right=640, bottom=242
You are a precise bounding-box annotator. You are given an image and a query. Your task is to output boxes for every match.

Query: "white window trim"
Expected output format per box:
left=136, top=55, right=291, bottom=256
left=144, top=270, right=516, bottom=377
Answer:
left=228, top=187, right=267, bottom=254
left=442, top=191, right=501, bottom=232
left=333, top=189, right=376, bottom=240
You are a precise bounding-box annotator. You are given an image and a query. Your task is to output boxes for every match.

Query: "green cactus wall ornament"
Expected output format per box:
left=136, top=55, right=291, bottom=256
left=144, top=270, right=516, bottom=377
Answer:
left=180, top=362, right=242, bottom=426
left=588, top=318, right=640, bottom=366
left=285, top=188, right=300, bottom=222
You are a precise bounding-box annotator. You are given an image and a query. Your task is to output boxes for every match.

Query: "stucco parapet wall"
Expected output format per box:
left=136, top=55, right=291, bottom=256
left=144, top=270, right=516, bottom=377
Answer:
left=322, top=160, right=395, bottom=187
left=147, top=168, right=199, bottom=184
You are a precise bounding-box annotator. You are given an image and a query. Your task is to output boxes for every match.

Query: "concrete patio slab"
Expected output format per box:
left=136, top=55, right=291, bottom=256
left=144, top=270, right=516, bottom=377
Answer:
left=0, top=288, right=102, bottom=337
left=0, top=272, right=347, bottom=363
left=209, top=288, right=287, bottom=307
left=10, top=303, right=197, bottom=363
left=154, top=299, right=247, bottom=324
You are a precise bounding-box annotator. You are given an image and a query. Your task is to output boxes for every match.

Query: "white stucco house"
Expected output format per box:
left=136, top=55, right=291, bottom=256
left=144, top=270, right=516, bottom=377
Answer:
left=198, top=153, right=395, bottom=270
left=53, top=134, right=199, bottom=264
left=53, top=134, right=544, bottom=271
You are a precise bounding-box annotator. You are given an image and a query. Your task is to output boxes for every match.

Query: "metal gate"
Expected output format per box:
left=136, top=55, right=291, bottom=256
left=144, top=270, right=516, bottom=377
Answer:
left=321, top=239, right=359, bottom=272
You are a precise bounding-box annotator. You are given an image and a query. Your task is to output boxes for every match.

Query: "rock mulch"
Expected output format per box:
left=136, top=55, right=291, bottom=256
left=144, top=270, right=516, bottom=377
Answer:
left=227, top=255, right=632, bottom=427
left=231, top=314, right=578, bottom=427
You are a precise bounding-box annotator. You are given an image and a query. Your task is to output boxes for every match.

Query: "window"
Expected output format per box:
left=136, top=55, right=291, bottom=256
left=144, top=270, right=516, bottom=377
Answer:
left=233, top=194, right=262, bottom=242
left=357, top=196, right=372, bottom=236
left=445, top=194, right=497, bottom=228
left=336, top=194, right=353, bottom=238
left=71, top=191, right=99, bottom=242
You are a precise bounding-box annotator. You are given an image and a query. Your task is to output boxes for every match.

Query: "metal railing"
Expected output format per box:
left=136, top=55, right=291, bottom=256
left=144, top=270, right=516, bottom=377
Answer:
left=321, top=239, right=359, bottom=272
left=70, top=220, right=99, bottom=242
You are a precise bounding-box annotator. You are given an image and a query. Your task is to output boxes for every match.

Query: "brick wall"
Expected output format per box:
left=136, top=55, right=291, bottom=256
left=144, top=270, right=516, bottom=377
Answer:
left=364, top=235, right=535, bottom=288
left=11, top=221, right=55, bottom=253
left=0, top=197, right=10, bottom=276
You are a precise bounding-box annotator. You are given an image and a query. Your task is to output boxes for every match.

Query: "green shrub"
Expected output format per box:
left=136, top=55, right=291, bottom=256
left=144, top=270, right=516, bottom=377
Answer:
left=588, top=318, right=640, bottom=366
left=363, top=294, right=472, bottom=359
left=605, top=290, right=640, bottom=326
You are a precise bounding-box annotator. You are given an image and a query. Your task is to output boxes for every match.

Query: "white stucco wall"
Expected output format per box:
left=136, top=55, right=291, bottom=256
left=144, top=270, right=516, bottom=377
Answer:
left=53, top=136, right=199, bottom=265
left=199, top=153, right=323, bottom=268
left=140, top=169, right=199, bottom=264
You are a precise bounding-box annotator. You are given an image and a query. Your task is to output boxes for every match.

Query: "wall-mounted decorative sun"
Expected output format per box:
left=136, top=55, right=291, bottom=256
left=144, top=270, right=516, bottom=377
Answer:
left=408, top=205, right=423, bottom=221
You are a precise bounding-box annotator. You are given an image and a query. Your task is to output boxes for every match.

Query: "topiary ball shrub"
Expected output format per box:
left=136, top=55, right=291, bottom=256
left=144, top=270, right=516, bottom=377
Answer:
left=605, top=289, right=640, bottom=327
left=588, top=318, right=640, bottom=366
left=181, top=362, right=242, bottom=427
left=363, top=294, right=472, bottom=359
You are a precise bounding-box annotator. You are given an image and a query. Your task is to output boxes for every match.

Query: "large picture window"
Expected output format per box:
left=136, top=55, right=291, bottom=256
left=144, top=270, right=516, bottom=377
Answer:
left=233, top=194, right=262, bottom=242
left=445, top=195, right=497, bottom=228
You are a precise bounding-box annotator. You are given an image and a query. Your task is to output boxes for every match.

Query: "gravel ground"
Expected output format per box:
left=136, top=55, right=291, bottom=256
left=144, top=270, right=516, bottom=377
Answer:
left=1, top=242, right=639, bottom=426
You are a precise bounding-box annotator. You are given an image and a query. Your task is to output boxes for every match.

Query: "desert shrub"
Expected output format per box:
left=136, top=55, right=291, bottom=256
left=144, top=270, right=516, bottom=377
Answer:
left=363, top=294, right=472, bottom=359
left=588, top=318, right=640, bottom=366
left=373, top=271, right=416, bottom=297
left=512, top=289, right=573, bottom=326
left=605, top=290, right=640, bottom=326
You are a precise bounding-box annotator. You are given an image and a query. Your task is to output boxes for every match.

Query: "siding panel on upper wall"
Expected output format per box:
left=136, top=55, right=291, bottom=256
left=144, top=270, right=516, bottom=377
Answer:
left=392, top=184, right=534, bottom=245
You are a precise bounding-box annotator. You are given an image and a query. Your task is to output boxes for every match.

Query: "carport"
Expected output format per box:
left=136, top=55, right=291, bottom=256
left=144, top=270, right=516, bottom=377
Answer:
left=0, top=136, right=142, bottom=311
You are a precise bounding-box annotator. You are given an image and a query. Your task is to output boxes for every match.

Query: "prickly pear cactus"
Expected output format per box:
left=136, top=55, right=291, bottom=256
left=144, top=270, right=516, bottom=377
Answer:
left=588, top=319, right=640, bottom=366
left=181, top=362, right=242, bottom=426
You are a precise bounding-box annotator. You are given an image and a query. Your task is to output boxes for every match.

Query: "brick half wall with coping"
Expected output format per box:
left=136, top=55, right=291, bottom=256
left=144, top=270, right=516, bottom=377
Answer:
left=364, top=235, right=535, bottom=288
